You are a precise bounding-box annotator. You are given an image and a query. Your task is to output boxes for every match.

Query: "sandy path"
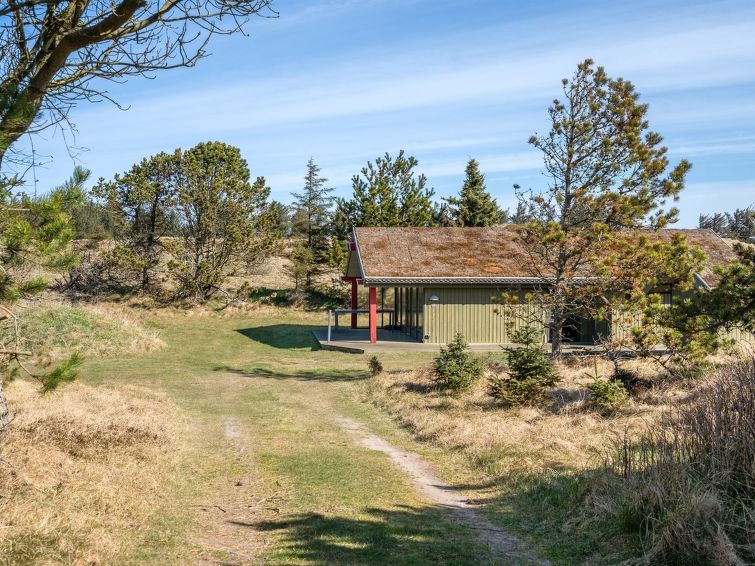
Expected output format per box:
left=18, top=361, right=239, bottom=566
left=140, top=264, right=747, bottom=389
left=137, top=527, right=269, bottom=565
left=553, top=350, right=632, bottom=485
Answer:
left=335, top=415, right=548, bottom=565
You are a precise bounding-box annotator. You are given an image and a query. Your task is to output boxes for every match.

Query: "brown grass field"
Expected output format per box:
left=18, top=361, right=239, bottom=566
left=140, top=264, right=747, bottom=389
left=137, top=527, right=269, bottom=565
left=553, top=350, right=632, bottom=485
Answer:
left=1, top=378, right=180, bottom=564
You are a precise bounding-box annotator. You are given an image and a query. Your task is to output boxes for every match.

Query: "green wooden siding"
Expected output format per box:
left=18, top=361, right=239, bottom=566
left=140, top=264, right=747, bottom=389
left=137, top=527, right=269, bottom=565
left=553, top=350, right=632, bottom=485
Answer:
left=422, top=286, right=546, bottom=344
left=609, top=287, right=755, bottom=345
left=374, top=284, right=754, bottom=346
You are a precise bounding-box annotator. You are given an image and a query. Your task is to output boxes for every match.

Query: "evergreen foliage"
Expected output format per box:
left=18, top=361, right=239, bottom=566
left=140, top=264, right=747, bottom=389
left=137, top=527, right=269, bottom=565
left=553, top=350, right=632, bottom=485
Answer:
left=431, top=201, right=455, bottom=227
left=513, top=59, right=695, bottom=358
left=168, top=142, right=278, bottom=302
left=334, top=150, right=435, bottom=236
left=38, top=352, right=83, bottom=393
left=51, top=166, right=113, bottom=239
left=268, top=201, right=292, bottom=237
left=286, top=241, right=315, bottom=290
left=691, top=244, right=755, bottom=334
left=325, top=235, right=348, bottom=268
left=290, top=158, right=335, bottom=287
left=586, top=377, right=629, bottom=416
left=509, top=200, right=529, bottom=224
left=368, top=355, right=383, bottom=377
left=432, top=333, right=484, bottom=392
left=82, top=142, right=278, bottom=302
left=0, top=175, right=82, bottom=434
left=445, top=159, right=505, bottom=227
left=488, top=326, right=558, bottom=405
left=699, top=207, right=755, bottom=242
left=628, top=243, right=755, bottom=376
left=94, top=152, right=179, bottom=291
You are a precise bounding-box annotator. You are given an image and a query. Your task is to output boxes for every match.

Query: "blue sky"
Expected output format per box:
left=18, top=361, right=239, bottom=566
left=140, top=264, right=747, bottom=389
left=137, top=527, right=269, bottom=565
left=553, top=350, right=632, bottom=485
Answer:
left=13, top=0, right=755, bottom=226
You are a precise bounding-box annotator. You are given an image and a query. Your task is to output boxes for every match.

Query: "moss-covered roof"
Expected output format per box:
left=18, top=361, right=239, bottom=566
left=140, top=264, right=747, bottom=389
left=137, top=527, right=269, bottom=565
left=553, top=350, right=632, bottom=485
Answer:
left=352, top=226, right=737, bottom=287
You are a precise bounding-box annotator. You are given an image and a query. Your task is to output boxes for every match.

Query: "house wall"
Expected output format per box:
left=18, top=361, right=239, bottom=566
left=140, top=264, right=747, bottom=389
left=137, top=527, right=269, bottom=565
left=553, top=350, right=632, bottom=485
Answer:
left=421, top=286, right=547, bottom=344
left=393, top=286, right=424, bottom=340
left=382, top=283, right=753, bottom=347
left=609, top=286, right=755, bottom=345
left=344, top=252, right=362, bottom=278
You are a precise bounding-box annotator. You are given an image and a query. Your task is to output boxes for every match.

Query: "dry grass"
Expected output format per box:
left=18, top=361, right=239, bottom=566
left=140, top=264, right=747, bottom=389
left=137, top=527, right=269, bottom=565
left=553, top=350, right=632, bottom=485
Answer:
left=365, top=352, right=752, bottom=563
left=19, top=300, right=165, bottom=362
left=605, top=359, right=755, bottom=564
left=366, top=356, right=688, bottom=480
left=0, top=379, right=180, bottom=565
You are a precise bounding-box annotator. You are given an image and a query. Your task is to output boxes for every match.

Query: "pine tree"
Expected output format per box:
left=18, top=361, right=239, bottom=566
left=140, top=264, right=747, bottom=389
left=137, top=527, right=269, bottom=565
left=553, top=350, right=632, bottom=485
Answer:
left=286, top=241, right=315, bottom=290
left=51, top=166, right=113, bottom=239
left=290, top=158, right=335, bottom=287
left=445, top=159, right=504, bottom=227
left=168, top=142, right=277, bottom=302
left=267, top=200, right=292, bottom=237
left=509, top=200, right=529, bottom=224
left=335, top=150, right=435, bottom=232
left=515, top=60, right=694, bottom=358
left=93, top=152, right=178, bottom=291
left=0, top=175, right=82, bottom=435
left=699, top=207, right=755, bottom=242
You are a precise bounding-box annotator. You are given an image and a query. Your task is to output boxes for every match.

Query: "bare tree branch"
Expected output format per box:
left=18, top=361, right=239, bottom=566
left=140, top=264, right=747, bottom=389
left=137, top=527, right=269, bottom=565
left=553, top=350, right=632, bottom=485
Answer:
left=0, top=0, right=277, bottom=171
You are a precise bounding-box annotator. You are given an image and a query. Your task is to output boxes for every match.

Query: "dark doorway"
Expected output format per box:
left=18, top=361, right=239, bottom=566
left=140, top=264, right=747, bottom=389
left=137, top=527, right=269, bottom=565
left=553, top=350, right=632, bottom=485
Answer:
left=561, top=315, right=582, bottom=342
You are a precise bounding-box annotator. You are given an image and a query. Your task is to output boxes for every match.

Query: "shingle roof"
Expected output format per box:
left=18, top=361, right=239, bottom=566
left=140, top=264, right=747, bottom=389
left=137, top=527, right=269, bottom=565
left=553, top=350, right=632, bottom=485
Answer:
left=352, top=226, right=737, bottom=287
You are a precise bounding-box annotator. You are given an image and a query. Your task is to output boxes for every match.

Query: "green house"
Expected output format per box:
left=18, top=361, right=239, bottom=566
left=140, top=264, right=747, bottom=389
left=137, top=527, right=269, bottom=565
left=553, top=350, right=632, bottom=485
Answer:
left=343, top=226, right=740, bottom=345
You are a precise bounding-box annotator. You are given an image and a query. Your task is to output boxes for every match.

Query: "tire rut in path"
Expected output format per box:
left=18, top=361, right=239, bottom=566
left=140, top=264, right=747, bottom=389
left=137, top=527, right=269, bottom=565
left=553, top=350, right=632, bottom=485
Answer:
left=335, top=416, right=549, bottom=565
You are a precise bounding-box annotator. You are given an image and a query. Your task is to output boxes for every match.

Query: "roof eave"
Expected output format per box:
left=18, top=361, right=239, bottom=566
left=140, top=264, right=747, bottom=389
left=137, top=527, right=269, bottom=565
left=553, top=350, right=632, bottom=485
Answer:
left=362, top=276, right=590, bottom=286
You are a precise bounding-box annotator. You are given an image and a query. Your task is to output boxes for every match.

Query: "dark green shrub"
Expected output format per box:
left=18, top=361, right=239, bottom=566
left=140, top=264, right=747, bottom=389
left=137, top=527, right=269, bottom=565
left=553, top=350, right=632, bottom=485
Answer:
left=586, top=377, right=629, bottom=416
left=488, top=326, right=558, bottom=405
left=432, top=333, right=483, bottom=392
left=368, top=355, right=383, bottom=377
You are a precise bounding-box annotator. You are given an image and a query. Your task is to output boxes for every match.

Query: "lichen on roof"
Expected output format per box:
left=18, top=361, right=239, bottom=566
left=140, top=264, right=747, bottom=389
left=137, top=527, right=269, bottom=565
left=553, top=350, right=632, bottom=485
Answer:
left=352, top=226, right=738, bottom=287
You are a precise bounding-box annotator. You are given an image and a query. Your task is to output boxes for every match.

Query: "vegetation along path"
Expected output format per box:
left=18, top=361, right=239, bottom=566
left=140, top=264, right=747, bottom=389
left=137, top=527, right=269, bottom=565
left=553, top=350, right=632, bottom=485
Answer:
left=76, top=307, right=545, bottom=564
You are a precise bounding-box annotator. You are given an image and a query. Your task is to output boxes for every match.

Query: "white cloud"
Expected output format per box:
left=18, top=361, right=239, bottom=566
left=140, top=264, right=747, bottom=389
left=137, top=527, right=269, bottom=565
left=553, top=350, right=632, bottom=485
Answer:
left=669, top=135, right=755, bottom=157
left=71, top=9, right=755, bottom=139
left=13, top=0, right=755, bottom=233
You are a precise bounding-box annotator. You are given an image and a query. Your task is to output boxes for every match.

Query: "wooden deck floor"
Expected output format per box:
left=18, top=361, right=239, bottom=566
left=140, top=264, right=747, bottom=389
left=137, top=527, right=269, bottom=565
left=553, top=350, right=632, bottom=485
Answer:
left=314, top=328, right=508, bottom=353
left=312, top=328, right=614, bottom=354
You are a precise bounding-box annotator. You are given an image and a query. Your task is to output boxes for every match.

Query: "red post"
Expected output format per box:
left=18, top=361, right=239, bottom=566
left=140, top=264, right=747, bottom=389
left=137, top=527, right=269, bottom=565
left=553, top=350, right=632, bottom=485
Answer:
left=351, top=278, right=358, bottom=329
left=369, top=287, right=377, bottom=344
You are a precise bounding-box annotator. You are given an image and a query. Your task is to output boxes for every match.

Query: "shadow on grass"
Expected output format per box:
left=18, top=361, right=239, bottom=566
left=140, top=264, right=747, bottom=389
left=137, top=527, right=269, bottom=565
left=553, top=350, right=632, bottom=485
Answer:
left=214, top=365, right=369, bottom=382
left=467, top=468, right=634, bottom=564
left=242, top=506, right=488, bottom=565
left=236, top=325, right=321, bottom=350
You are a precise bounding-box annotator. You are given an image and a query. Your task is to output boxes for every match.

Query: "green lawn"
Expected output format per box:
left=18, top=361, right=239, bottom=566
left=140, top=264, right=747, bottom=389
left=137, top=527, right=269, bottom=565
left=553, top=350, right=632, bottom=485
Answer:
left=80, top=308, right=492, bottom=564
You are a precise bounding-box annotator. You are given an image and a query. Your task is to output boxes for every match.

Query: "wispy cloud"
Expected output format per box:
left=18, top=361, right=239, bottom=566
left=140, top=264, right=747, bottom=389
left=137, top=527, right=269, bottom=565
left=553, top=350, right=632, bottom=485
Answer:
left=669, top=135, right=755, bottom=157
left=72, top=8, right=755, bottom=137
left=12, top=0, right=755, bottom=228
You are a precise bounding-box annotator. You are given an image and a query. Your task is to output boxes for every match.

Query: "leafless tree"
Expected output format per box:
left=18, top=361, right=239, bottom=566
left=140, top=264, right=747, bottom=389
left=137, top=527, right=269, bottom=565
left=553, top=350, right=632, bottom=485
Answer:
left=0, top=0, right=277, bottom=169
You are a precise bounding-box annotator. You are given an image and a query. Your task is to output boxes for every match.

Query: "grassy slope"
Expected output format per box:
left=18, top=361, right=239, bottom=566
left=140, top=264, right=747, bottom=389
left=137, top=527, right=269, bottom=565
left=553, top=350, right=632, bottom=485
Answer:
left=78, top=307, right=490, bottom=564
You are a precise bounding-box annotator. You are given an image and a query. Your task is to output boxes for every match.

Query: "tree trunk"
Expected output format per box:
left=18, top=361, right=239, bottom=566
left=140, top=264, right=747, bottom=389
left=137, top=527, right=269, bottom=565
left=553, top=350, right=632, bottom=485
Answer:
left=550, top=307, right=564, bottom=359
left=0, top=378, right=9, bottom=438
